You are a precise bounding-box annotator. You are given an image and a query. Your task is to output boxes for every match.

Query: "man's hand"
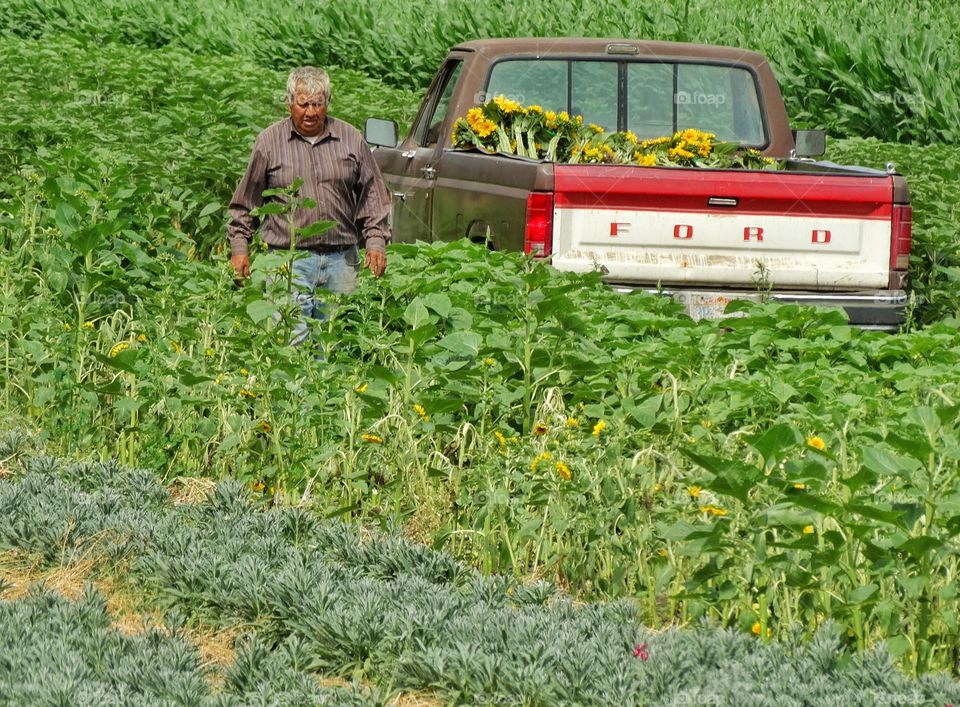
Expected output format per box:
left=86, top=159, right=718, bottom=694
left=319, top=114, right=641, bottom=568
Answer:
left=230, top=254, right=251, bottom=285
left=365, top=250, right=387, bottom=278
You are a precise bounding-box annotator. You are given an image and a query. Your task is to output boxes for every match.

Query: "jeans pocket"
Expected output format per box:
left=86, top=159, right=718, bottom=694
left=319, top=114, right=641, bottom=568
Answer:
left=343, top=245, right=360, bottom=269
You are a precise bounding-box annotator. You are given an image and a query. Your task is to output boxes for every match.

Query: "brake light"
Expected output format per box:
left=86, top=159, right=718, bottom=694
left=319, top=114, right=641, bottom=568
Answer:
left=890, top=204, right=912, bottom=271
left=524, top=192, right=554, bottom=257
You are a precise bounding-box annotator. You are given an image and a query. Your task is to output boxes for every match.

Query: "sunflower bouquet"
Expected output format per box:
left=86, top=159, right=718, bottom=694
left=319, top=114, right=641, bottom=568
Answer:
left=450, top=95, right=587, bottom=161
left=451, top=95, right=779, bottom=170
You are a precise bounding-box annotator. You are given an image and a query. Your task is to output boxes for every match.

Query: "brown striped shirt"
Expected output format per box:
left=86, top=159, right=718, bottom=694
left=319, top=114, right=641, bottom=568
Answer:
left=227, top=116, right=391, bottom=256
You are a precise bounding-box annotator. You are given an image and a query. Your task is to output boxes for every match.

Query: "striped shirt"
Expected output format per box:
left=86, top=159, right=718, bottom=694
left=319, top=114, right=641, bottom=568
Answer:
left=227, top=116, right=391, bottom=256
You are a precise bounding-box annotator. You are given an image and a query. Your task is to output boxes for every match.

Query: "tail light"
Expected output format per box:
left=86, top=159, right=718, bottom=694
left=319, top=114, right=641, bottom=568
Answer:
left=890, top=204, right=912, bottom=271
left=524, top=192, right=554, bottom=257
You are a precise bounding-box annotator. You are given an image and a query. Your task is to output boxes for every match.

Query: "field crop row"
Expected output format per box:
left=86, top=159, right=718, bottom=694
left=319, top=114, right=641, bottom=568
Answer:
left=2, top=0, right=958, bottom=143
left=2, top=433, right=958, bottom=704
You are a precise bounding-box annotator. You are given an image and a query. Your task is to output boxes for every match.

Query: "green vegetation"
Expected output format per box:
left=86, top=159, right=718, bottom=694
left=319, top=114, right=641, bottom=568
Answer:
left=2, top=0, right=958, bottom=143
left=2, top=433, right=959, bottom=704
left=827, top=138, right=960, bottom=325
left=2, top=0, right=960, bottom=699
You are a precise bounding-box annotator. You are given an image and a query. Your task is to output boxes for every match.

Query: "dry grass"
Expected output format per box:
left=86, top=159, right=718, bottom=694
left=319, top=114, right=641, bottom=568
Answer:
left=387, top=691, right=445, bottom=707
left=0, top=548, right=239, bottom=688
left=0, top=549, right=164, bottom=633
left=167, top=475, right=217, bottom=505
left=192, top=625, right=240, bottom=673
left=0, top=549, right=99, bottom=602
left=316, top=676, right=443, bottom=707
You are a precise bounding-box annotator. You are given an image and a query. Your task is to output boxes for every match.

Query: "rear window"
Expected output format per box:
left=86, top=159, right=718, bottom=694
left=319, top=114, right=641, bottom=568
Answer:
left=485, top=59, right=766, bottom=146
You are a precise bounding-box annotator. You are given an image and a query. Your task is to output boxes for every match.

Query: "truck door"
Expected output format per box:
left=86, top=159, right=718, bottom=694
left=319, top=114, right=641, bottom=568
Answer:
left=389, top=60, right=462, bottom=243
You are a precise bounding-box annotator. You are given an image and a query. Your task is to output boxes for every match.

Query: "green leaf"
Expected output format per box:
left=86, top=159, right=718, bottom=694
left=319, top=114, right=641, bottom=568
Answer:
left=886, top=635, right=912, bottom=658
left=847, top=583, right=878, bottom=604
left=423, top=292, right=452, bottom=317
left=897, top=575, right=928, bottom=599
left=842, top=466, right=878, bottom=493
left=54, top=201, right=79, bottom=236
left=405, top=323, right=438, bottom=347
left=886, top=432, right=934, bottom=462
left=91, top=349, right=138, bottom=375
left=83, top=379, right=125, bottom=396
left=760, top=503, right=811, bottom=528
left=896, top=536, right=943, bottom=561
left=246, top=299, right=276, bottom=324
left=658, top=520, right=702, bottom=542
left=199, top=202, right=222, bottom=218
left=114, top=396, right=142, bottom=415
left=682, top=450, right=760, bottom=503
left=69, top=228, right=105, bottom=257
left=437, top=330, right=482, bottom=357
left=906, top=405, right=941, bottom=440
left=747, top=423, right=799, bottom=465
left=297, top=220, right=336, bottom=239
left=251, top=202, right=287, bottom=216
left=178, top=370, right=214, bottom=386
left=402, top=297, right=432, bottom=328
left=786, top=492, right=841, bottom=516
left=325, top=502, right=360, bottom=519
left=860, top=446, right=920, bottom=476
left=845, top=501, right=906, bottom=527
left=623, top=395, right=661, bottom=427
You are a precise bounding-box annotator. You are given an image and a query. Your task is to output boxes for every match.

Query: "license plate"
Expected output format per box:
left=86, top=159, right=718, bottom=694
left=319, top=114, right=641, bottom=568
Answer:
left=673, top=291, right=757, bottom=321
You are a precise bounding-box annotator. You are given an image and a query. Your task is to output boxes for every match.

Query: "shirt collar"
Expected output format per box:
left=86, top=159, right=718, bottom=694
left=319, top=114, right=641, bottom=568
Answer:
left=287, top=116, right=342, bottom=143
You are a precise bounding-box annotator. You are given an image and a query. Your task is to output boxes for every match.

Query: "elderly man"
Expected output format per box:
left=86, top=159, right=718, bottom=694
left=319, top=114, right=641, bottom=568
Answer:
left=227, top=66, right=390, bottom=344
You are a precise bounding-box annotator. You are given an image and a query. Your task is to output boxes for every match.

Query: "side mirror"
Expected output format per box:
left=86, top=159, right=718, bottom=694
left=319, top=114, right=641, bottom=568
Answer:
left=792, top=129, right=826, bottom=157
left=365, top=118, right=398, bottom=148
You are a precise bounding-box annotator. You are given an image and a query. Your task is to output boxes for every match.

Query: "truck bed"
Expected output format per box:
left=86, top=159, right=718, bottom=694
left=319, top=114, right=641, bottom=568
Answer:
left=551, top=163, right=898, bottom=291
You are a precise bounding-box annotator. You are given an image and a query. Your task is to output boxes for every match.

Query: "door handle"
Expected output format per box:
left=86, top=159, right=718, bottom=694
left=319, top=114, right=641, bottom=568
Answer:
left=401, top=149, right=416, bottom=158
left=421, top=166, right=436, bottom=179
left=708, top=197, right=739, bottom=207
left=392, top=191, right=406, bottom=202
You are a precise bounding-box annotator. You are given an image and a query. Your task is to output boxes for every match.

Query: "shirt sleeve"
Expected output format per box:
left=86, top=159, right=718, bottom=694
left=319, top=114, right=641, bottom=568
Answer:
left=353, top=140, right=392, bottom=253
left=227, top=138, right=268, bottom=257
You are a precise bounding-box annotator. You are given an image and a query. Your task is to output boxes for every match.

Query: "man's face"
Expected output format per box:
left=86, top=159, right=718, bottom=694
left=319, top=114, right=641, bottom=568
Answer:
left=289, top=92, right=327, bottom=137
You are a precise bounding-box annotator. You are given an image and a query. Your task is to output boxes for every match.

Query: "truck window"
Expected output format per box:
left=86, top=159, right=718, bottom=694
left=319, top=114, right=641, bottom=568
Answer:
left=486, top=59, right=619, bottom=131
left=485, top=59, right=567, bottom=110
left=625, top=63, right=674, bottom=139
left=675, top=64, right=765, bottom=145
left=571, top=62, right=618, bottom=130
left=414, top=60, right=463, bottom=147
left=486, top=59, right=767, bottom=147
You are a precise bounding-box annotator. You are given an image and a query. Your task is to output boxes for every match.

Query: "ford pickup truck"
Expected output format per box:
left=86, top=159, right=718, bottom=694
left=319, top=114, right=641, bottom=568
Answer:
left=364, top=38, right=911, bottom=330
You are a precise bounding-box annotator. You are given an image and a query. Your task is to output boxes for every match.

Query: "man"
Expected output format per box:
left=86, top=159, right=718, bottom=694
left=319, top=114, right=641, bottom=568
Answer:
left=227, top=66, right=390, bottom=345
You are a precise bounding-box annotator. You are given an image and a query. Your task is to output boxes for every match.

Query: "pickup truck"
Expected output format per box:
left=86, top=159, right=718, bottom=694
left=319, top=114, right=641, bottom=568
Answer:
left=364, top=38, right=911, bottom=330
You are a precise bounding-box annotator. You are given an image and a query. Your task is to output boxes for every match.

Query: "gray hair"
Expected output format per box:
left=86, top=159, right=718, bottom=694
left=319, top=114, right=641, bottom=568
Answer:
left=285, top=67, right=331, bottom=105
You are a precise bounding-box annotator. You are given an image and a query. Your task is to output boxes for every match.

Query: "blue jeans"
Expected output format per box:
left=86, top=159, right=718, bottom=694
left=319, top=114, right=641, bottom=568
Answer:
left=275, top=246, right=359, bottom=347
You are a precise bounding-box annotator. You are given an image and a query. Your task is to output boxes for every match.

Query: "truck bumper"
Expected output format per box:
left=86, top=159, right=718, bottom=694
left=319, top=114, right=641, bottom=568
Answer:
left=609, top=285, right=908, bottom=332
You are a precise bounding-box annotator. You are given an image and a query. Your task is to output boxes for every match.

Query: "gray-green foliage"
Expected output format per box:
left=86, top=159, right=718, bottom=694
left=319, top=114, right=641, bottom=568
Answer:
left=0, top=589, right=378, bottom=706
left=1, top=431, right=958, bottom=705
left=0, top=588, right=209, bottom=706
left=0, top=0, right=956, bottom=142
